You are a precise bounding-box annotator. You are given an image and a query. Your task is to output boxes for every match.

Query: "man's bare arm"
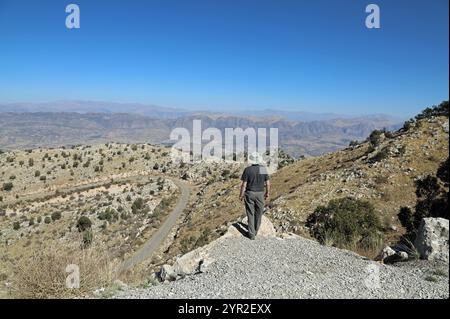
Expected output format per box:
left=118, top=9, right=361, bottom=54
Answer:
left=265, top=180, right=271, bottom=200
left=239, top=181, right=247, bottom=201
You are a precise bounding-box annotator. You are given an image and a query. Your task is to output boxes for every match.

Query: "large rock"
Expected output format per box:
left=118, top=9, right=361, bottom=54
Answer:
left=158, top=216, right=277, bottom=281
left=159, top=264, right=177, bottom=282
left=172, top=246, right=214, bottom=277
left=224, top=215, right=276, bottom=239
left=415, top=218, right=449, bottom=262
left=242, top=215, right=277, bottom=238
left=375, top=246, right=396, bottom=262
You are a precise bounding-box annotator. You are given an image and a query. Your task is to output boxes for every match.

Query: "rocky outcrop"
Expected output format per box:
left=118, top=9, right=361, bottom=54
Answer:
left=375, top=246, right=409, bottom=264
left=118, top=229, right=449, bottom=299
left=415, top=218, right=449, bottom=262
left=158, top=216, right=276, bottom=282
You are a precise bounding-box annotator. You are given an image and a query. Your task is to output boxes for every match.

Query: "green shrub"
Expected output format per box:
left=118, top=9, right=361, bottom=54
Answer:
left=402, top=119, right=414, bottom=131
left=98, top=207, right=118, bottom=222
left=437, top=158, right=449, bottom=187
left=370, top=147, right=390, bottom=163
left=415, top=101, right=449, bottom=120
left=13, top=221, right=20, bottom=230
left=222, top=169, right=231, bottom=178
left=44, top=216, right=51, bottom=224
left=398, top=158, right=449, bottom=237
left=398, top=207, right=414, bottom=234
left=76, top=216, right=92, bottom=232
left=384, top=131, right=395, bottom=139
left=35, top=170, right=41, bottom=177
left=131, top=198, right=145, bottom=214
left=82, top=230, right=93, bottom=248
left=2, top=182, right=13, bottom=191
left=306, top=197, right=382, bottom=250
left=51, top=212, right=62, bottom=221
left=368, top=130, right=384, bottom=147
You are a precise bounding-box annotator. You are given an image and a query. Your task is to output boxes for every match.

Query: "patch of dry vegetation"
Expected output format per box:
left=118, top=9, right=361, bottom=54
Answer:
left=9, top=239, right=117, bottom=299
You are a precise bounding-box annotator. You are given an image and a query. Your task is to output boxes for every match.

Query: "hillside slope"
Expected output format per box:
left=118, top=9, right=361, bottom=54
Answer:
left=163, top=114, right=448, bottom=263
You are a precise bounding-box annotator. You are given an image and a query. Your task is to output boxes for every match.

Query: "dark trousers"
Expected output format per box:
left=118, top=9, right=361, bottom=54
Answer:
left=244, top=191, right=265, bottom=238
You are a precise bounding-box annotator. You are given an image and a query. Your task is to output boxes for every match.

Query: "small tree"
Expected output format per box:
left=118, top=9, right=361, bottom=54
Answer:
left=131, top=198, right=145, bottom=214
left=368, top=130, right=384, bottom=147
left=76, top=216, right=92, bottom=232
left=398, top=158, right=449, bottom=237
left=51, top=212, right=62, bottom=221
left=2, top=182, right=13, bottom=191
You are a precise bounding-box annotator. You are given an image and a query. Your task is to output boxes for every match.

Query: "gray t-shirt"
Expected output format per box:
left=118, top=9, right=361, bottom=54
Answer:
left=241, top=165, right=269, bottom=192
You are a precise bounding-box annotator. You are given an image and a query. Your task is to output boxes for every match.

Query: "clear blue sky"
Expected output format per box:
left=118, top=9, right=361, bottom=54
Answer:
left=0, top=0, right=448, bottom=117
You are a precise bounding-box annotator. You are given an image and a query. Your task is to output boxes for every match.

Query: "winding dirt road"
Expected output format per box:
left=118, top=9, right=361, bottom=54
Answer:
left=120, top=179, right=191, bottom=271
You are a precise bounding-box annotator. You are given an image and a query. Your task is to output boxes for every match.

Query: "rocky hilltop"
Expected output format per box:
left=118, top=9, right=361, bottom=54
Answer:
left=116, top=217, right=448, bottom=299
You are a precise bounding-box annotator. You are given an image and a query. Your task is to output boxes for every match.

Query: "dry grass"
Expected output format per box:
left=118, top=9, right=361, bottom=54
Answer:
left=117, top=262, right=158, bottom=287
left=9, top=238, right=118, bottom=299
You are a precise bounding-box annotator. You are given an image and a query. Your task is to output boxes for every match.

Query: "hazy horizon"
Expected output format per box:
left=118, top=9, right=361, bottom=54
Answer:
left=0, top=0, right=448, bottom=118
left=0, top=98, right=413, bottom=120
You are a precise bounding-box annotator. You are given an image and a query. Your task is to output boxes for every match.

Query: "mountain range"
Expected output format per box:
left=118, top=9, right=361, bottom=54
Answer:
left=0, top=100, right=403, bottom=157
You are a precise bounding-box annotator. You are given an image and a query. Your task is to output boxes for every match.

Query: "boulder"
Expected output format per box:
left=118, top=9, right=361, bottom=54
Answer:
left=158, top=216, right=278, bottom=281
left=224, top=215, right=276, bottom=239
left=443, top=121, right=449, bottom=133
left=415, top=218, right=449, bottom=262
left=159, top=264, right=177, bottom=282
left=376, top=246, right=396, bottom=262
left=398, top=251, right=409, bottom=260
left=242, top=215, right=277, bottom=238
left=172, top=247, right=213, bottom=277
left=376, top=246, right=410, bottom=264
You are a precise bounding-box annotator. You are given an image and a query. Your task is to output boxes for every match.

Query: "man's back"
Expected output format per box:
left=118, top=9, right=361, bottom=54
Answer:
left=241, top=164, right=269, bottom=192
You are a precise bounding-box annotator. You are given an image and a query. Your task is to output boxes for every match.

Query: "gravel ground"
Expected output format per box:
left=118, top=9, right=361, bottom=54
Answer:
left=116, top=236, right=449, bottom=299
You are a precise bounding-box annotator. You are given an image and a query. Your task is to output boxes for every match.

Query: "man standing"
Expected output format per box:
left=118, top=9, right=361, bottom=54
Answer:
left=239, top=152, right=271, bottom=240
